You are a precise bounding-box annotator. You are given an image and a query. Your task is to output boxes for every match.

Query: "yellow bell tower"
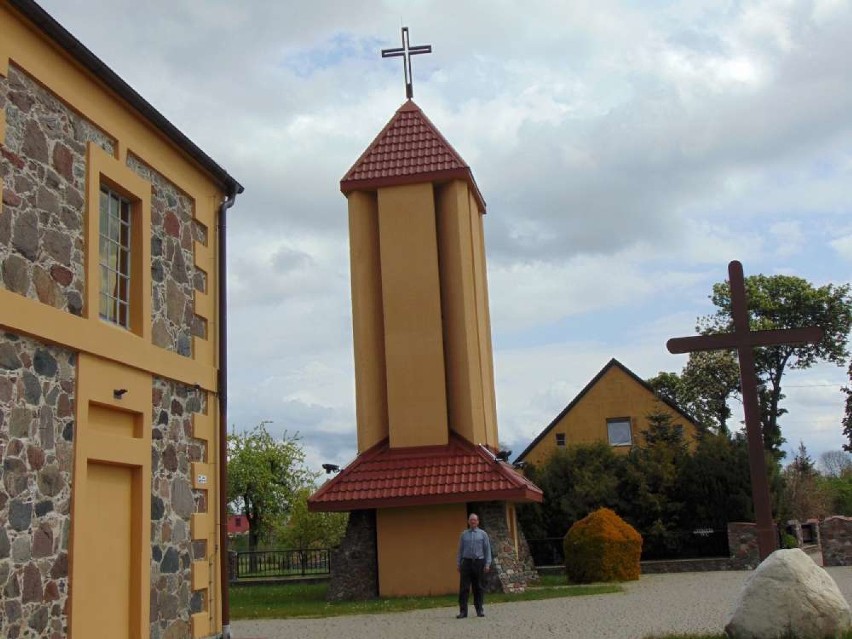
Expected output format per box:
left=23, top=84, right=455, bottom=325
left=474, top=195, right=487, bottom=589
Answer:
left=341, top=100, right=499, bottom=453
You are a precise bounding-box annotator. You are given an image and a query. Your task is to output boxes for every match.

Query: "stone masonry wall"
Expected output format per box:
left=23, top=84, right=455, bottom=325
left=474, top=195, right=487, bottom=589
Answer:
left=150, top=378, right=208, bottom=639
left=1, top=64, right=115, bottom=313
left=727, top=522, right=760, bottom=570
left=327, top=509, right=378, bottom=601
left=0, top=332, right=76, bottom=638
left=820, top=516, right=852, bottom=567
left=477, top=501, right=538, bottom=594
left=126, top=155, right=205, bottom=358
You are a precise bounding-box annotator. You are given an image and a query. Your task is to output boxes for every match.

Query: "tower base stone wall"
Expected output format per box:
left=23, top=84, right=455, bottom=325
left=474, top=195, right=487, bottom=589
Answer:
left=327, top=510, right=377, bottom=601
left=477, top=501, right=538, bottom=594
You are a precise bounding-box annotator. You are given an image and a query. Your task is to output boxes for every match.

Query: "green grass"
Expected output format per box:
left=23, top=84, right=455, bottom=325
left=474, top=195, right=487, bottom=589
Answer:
left=230, top=577, right=620, bottom=620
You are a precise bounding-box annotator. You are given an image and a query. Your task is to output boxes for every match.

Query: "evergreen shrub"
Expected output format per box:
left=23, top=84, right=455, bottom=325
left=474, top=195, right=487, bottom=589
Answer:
left=563, top=507, right=642, bottom=583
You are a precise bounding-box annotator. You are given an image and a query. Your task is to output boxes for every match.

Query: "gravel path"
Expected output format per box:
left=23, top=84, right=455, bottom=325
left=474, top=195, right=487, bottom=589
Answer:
left=231, top=567, right=852, bottom=639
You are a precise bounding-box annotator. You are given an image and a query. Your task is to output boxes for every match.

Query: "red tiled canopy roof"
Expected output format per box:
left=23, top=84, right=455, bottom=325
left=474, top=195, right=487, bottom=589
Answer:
left=340, top=100, right=486, bottom=213
left=308, top=433, right=542, bottom=512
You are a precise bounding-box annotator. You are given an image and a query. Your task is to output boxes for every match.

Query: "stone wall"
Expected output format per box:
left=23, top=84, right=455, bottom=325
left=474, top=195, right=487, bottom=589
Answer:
left=820, top=516, right=852, bottom=567
left=126, top=155, right=204, bottom=358
left=327, top=509, right=378, bottom=601
left=0, top=332, right=76, bottom=638
left=477, top=501, right=538, bottom=594
left=727, top=522, right=761, bottom=570
left=150, top=378, right=208, bottom=639
left=1, top=64, right=114, bottom=314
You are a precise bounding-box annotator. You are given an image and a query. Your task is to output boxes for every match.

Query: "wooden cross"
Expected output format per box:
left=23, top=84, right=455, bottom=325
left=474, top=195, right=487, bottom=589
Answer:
left=382, top=27, right=432, bottom=100
left=666, top=260, right=824, bottom=560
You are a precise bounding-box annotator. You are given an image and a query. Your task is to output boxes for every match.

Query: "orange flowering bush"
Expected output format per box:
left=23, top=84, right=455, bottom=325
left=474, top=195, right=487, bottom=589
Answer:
left=563, top=507, right=642, bottom=583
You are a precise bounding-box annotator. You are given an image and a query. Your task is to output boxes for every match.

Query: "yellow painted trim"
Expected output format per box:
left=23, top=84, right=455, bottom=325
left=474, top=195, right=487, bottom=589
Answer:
left=70, top=354, right=152, bottom=639
left=195, top=289, right=213, bottom=324
left=191, top=462, right=211, bottom=490
left=191, top=560, right=210, bottom=591
left=191, top=513, right=210, bottom=540
left=192, top=412, right=215, bottom=443
left=0, top=20, right=8, bottom=77
left=191, top=612, right=211, bottom=639
left=0, top=288, right=217, bottom=390
left=86, top=143, right=152, bottom=341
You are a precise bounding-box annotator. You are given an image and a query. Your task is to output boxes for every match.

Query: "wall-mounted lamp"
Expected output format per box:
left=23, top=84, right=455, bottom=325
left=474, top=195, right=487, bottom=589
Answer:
left=322, top=463, right=340, bottom=475
left=495, top=450, right=512, bottom=462
left=113, top=388, right=128, bottom=400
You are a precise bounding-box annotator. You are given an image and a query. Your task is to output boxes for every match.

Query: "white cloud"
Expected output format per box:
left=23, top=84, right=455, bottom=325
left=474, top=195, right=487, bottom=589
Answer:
left=35, top=0, right=852, bottom=466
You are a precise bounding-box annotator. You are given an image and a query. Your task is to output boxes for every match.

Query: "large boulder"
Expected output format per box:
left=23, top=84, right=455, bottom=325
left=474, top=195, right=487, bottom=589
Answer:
left=725, top=548, right=851, bottom=639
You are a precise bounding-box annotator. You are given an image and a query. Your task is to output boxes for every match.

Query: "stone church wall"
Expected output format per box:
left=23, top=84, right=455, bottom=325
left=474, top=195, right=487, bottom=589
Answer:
left=0, top=332, right=76, bottom=638
left=126, top=156, right=205, bottom=358
left=1, top=64, right=114, bottom=314
left=150, top=378, right=208, bottom=639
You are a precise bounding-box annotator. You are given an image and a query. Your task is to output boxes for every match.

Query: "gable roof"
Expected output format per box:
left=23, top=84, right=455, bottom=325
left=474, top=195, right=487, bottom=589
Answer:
left=308, top=432, right=542, bottom=512
left=514, top=358, right=700, bottom=463
left=340, top=100, right=486, bottom=213
left=8, top=0, right=243, bottom=196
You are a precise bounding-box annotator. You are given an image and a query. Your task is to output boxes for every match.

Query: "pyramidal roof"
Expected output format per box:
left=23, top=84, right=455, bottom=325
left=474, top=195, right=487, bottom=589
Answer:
left=308, top=432, right=542, bottom=512
left=340, top=100, right=486, bottom=212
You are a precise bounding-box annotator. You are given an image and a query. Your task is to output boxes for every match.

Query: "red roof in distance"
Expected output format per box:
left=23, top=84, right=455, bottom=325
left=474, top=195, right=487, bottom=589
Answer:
left=340, top=100, right=486, bottom=213
left=308, top=433, right=542, bottom=512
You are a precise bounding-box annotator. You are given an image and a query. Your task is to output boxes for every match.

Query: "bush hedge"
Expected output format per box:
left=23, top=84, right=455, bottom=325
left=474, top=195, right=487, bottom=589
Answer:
left=563, top=507, right=642, bottom=583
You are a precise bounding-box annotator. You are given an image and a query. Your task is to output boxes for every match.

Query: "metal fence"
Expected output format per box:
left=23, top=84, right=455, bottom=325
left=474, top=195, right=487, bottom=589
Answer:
left=231, top=548, right=331, bottom=580
left=527, top=529, right=730, bottom=566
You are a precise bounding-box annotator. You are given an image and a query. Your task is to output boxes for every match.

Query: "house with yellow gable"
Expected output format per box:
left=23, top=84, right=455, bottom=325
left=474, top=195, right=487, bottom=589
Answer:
left=514, top=358, right=700, bottom=468
left=0, top=2, right=241, bottom=638
left=308, top=96, right=543, bottom=598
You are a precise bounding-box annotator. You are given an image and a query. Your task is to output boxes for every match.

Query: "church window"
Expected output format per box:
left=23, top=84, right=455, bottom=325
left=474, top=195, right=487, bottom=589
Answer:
left=99, top=185, right=133, bottom=328
left=607, top=417, right=632, bottom=447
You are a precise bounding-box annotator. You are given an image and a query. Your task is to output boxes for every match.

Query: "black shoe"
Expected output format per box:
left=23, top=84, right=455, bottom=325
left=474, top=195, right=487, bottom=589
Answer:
left=456, top=613, right=467, bottom=619
left=476, top=610, right=485, bottom=617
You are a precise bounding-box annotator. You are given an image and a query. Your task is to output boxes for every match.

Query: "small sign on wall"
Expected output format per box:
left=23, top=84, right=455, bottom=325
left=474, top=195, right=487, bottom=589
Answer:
left=192, top=462, right=210, bottom=490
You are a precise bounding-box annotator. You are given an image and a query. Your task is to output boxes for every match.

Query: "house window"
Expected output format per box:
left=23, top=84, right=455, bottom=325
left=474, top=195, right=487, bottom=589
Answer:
left=607, top=418, right=632, bottom=446
left=98, top=186, right=132, bottom=328
left=235, top=517, right=242, bottom=526
left=555, top=433, right=566, bottom=447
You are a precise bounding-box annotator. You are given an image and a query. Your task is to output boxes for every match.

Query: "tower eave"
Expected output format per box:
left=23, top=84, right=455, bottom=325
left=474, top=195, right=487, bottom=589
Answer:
left=340, top=169, right=487, bottom=213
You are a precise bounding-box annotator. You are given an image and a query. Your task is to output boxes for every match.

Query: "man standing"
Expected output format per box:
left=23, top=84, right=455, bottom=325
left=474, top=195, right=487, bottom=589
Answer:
left=456, top=512, right=492, bottom=618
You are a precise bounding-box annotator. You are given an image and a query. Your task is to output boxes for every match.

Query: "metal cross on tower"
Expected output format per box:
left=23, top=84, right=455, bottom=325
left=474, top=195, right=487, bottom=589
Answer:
left=382, top=26, right=432, bottom=100
left=666, top=260, right=824, bottom=561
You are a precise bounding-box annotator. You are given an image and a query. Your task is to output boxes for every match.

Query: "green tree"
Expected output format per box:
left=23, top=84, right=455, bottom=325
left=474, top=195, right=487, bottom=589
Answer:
left=227, top=423, right=316, bottom=553
left=648, top=351, right=740, bottom=435
left=780, top=442, right=827, bottom=521
left=517, top=442, right=626, bottom=540
left=276, top=486, right=348, bottom=549
left=620, top=407, right=689, bottom=556
left=819, top=450, right=852, bottom=478
left=842, top=361, right=852, bottom=453
left=678, top=432, right=752, bottom=528
left=699, top=274, right=852, bottom=457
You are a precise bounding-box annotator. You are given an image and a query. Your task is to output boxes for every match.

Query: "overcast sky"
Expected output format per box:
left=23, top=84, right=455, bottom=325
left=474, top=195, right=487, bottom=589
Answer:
left=38, top=0, right=852, bottom=471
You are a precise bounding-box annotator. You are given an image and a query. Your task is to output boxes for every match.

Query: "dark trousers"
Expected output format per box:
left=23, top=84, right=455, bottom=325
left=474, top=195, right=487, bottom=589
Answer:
left=458, top=558, right=485, bottom=614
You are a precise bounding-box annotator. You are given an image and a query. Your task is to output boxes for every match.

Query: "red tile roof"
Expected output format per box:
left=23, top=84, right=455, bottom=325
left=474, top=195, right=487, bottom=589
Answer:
left=340, top=100, right=486, bottom=212
left=308, top=433, right=542, bottom=512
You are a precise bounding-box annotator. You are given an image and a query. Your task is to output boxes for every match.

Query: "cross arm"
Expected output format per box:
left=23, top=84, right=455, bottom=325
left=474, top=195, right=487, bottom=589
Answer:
left=667, top=326, right=824, bottom=354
